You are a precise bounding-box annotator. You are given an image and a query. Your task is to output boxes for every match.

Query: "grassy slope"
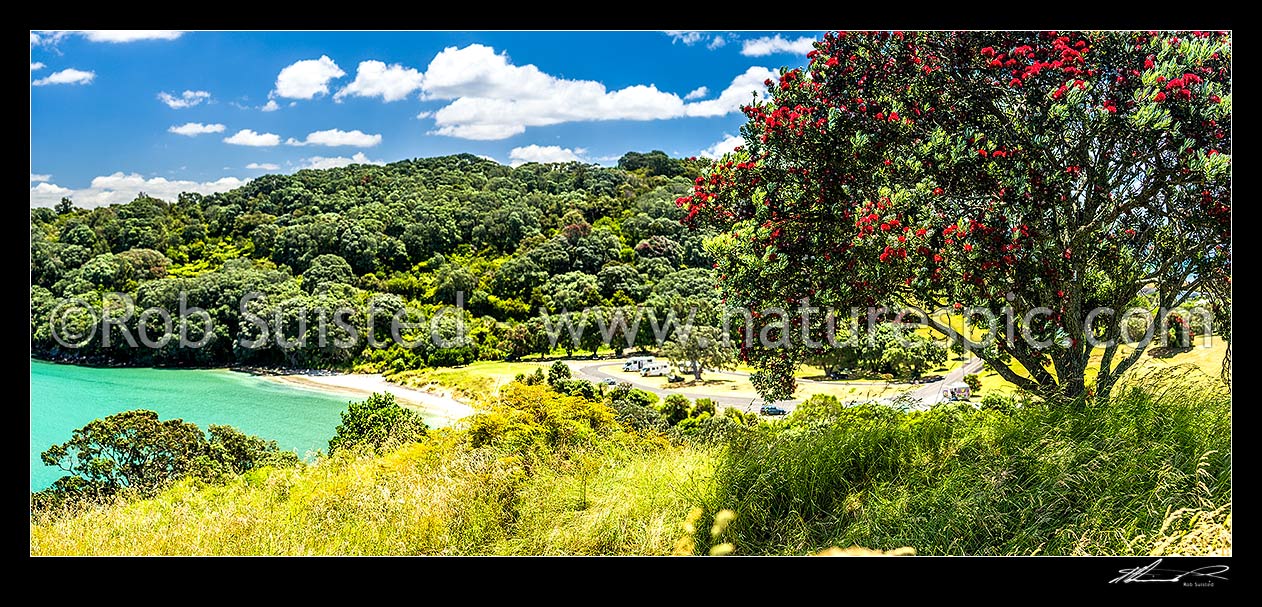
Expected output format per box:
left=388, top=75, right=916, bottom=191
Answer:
left=704, top=371, right=1232, bottom=555
left=387, top=361, right=546, bottom=401
left=975, top=338, right=1228, bottom=397
left=31, top=370, right=1229, bottom=556
left=31, top=430, right=714, bottom=556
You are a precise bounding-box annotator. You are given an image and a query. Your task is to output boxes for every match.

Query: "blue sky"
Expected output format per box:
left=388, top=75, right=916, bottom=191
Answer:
left=30, top=30, right=819, bottom=208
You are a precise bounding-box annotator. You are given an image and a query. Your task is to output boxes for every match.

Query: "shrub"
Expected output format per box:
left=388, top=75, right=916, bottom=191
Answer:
left=428, top=346, right=475, bottom=367
left=547, top=361, right=572, bottom=387
left=466, top=382, right=616, bottom=453
left=963, top=373, right=982, bottom=392
left=789, top=394, right=848, bottom=425
left=608, top=395, right=666, bottom=432
left=627, top=388, right=658, bottom=408
left=563, top=379, right=598, bottom=400
left=34, top=410, right=298, bottom=510
left=522, top=367, right=547, bottom=386
left=329, top=393, right=428, bottom=454
left=675, top=417, right=700, bottom=433
left=980, top=393, right=1013, bottom=414
left=607, top=382, right=632, bottom=401
left=722, top=407, right=757, bottom=426
left=660, top=394, right=692, bottom=426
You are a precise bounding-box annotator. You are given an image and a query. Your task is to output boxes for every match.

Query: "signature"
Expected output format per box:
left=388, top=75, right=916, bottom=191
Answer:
left=1110, top=559, right=1230, bottom=584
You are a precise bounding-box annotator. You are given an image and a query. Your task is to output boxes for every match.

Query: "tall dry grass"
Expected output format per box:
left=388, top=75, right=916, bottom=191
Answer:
left=31, top=369, right=1229, bottom=556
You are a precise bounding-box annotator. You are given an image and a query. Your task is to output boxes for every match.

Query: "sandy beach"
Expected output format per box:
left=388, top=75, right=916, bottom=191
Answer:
left=258, top=371, right=476, bottom=426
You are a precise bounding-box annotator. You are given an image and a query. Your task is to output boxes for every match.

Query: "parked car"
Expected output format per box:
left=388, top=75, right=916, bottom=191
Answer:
left=759, top=405, right=788, bottom=416
left=667, top=374, right=686, bottom=383
left=600, top=377, right=618, bottom=386
left=826, top=370, right=851, bottom=380
left=917, top=374, right=945, bottom=384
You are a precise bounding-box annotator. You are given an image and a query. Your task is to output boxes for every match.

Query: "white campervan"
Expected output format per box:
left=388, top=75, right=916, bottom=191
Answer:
left=622, top=356, right=654, bottom=372
left=640, top=361, right=671, bottom=377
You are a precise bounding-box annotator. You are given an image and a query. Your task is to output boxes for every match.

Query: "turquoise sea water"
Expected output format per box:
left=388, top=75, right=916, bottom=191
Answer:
left=29, top=359, right=364, bottom=492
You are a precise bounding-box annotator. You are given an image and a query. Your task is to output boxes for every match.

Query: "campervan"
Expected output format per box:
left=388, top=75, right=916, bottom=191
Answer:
left=640, top=361, right=671, bottom=377
left=941, top=382, right=971, bottom=402
left=622, top=356, right=654, bottom=372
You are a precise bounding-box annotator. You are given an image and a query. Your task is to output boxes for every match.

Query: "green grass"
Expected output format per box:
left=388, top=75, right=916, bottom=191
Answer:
left=31, top=426, right=713, bottom=556
left=975, top=337, right=1228, bottom=396
left=30, top=368, right=1230, bottom=556
left=388, top=361, right=545, bottom=401
left=702, top=368, right=1231, bottom=555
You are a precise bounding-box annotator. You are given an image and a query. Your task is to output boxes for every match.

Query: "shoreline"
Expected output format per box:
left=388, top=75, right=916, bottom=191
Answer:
left=31, top=356, right=477, bottom=426
left=238, top=369, right=477, bottom=427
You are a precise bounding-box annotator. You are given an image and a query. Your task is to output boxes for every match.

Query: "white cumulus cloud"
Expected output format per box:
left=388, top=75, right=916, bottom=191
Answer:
left=32, top=68, right=95, bottom=86
left=32, top=30, right=184, bottom=45
left=286, top=128, right=382, bottom=147
left=681, top=66, right=776, bottom=117
left=741, top=34, right=816, bottom=57
left=79, top=31, right=184, bottom=43
left=421, top=44, right=773, bottom=140
left=665, top=31, right=704, bottom=45
left=508, top=144, right=583, bottom=167
left=223, top=129, right=281, bottom=147
left=246, top=162, right=280, bottom=170
left=31, top=182, right=72, bottom=199
left=700, top=134, right=745, bottom=159
left=274, top=55, right=345, bottom=100
left=260, top=99, right=280, bottom=112
left=664, top=31, right=728, bottom=49
left=169, top=122, right=226, bottom=136
left=298, top=152, right=384, bottom=170
left=335, top=60, right=424, bottom=102
left=684, top=86, right=709, bottom=100
left=158, top=90, right=211, bottom=109
left=30, top=62, right=44, bottom=71
left=30, top=173, right=51, bottom=182
left=30, top=173, right=246, bottom=208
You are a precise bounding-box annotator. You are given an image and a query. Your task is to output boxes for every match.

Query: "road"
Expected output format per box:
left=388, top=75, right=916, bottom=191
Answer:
left=708, top=368, right=892, bottom=387
left=906, top=357, right=986, bottom=407
left=573, top=355, right=986, bottom=416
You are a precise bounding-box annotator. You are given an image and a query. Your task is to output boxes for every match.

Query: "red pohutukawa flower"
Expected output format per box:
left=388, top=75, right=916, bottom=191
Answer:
left=677, top=30, right=1230, bottom=402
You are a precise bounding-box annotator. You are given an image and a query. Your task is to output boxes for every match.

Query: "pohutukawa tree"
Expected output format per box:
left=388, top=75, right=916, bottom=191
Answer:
left=681, top=31, right=1231, bottom=402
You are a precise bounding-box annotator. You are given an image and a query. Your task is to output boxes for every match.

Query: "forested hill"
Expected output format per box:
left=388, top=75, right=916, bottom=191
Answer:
left=30, top=152, right=722, bottom=368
